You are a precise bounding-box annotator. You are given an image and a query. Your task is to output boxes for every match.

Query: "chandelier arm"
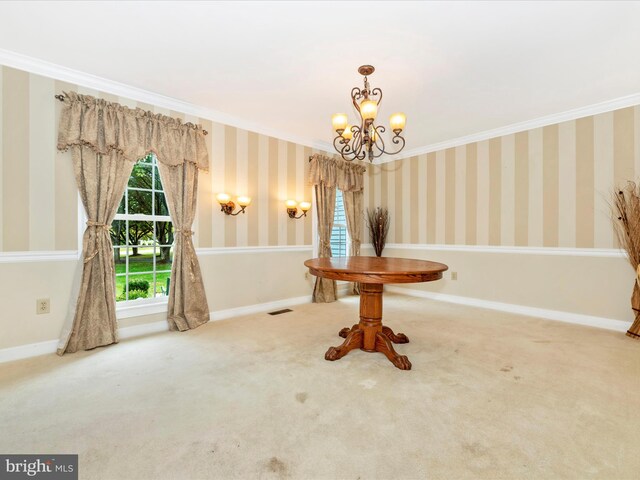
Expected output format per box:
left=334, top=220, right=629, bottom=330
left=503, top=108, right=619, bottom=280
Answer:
left=371, top=87, right=383, bottom=106
left=382, top=133, right=406, bottom=156
left=338, top=141, right=358, bottom=162
left=371, top=125, right=387, bottom=156
left=333, top=135, right=348, bottom=152
left=351, top=128, right=364, bottom=159
left=350, top=87, right=363, bottom=110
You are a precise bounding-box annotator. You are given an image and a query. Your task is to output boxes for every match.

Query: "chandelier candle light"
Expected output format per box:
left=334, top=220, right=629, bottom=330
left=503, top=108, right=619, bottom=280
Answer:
left=331, top=65, right=406, bottom=162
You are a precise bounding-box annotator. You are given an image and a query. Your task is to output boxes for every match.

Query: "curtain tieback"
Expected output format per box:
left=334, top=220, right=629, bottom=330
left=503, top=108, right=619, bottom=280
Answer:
left=175, top=229, right=194, bottom=236
left=86, top=221, right=110, bottom=230
left=318, top=239, right=332, bottom=256
left=83, top=221, right=111, bottom=264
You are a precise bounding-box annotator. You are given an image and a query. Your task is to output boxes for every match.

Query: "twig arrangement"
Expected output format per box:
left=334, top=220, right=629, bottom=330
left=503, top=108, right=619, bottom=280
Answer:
left=613, top=182, right=640, bottom=339
left=367, top=207, right=390, bottom=257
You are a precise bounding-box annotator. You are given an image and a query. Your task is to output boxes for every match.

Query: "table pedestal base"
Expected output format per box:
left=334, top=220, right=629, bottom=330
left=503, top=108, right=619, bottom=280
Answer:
left=324, top=283, right=412, bottom=370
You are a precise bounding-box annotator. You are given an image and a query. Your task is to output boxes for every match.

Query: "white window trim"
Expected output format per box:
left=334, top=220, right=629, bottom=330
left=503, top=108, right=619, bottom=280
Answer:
left=116, top=297, right=168, bottom=319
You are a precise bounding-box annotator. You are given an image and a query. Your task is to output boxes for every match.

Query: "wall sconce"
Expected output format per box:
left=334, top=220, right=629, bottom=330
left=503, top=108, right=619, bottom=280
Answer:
left=216, top=193, right=251, bottom=216
left=286, top=200, right=311, bottom=219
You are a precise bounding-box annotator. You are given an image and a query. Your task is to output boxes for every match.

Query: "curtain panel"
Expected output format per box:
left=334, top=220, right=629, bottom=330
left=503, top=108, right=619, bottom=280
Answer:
left=343, top=190, right=364, bottom=295
left=308, top=154, right=366, bottom=301
left=56, top=93, right=210, bottom=354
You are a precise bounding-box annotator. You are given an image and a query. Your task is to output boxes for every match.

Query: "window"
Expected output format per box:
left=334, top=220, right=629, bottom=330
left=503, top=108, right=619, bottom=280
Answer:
left=331, top=189, right=348, bottom=257
left=110, top=154, right=173, bottom=303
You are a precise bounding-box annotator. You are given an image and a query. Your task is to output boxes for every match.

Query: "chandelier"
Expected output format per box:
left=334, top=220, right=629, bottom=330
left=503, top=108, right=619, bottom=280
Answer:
left=331, top=65, right=406, bottom=163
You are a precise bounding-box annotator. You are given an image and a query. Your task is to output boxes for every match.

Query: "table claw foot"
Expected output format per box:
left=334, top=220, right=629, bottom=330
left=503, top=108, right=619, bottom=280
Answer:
left=339, top=324, right=360, bottom=338
left=391, top=355, right=412, bottom=370
left=375, top=332, right=412, bottom=370
left=382, top=326, right=410, bottom=344
left=325, top=329, right=363, bottom=361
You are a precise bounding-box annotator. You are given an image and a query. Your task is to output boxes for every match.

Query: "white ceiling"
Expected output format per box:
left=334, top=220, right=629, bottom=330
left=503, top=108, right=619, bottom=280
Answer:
left=1, top=1, right=640, bottom=154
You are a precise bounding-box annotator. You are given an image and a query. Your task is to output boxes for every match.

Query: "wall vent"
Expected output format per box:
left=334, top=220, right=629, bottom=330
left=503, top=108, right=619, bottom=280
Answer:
left=268, top=309, right=293, bottom=316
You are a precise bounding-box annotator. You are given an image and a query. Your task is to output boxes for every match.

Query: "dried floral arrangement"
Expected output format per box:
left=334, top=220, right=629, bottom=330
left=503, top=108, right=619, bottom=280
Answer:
left=367, top=207, right=390, bottom=257
left=613, top=182, right=640, bottom=339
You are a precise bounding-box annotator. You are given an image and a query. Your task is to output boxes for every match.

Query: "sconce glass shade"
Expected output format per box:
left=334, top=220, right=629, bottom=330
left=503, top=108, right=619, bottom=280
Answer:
left=332, top=113, right=348, bottom=133
left=216, top=193, right=231, bottom=204
left=359, top=99, right=378, bottom=121
left=299, top=201, right=311, bottom=212
left=390, top=112, right=406, bottom=132
left=342, top=125, right=353, bottom=141
left=237, top=196, right=252, bottom=207
left=285, top=199, right=298, bottom=208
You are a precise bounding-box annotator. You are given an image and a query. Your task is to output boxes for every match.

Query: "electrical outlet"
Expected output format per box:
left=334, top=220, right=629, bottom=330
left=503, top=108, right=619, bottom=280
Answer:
left=36, top=298, right=50, bottom=315
left=450, top=272, right=458, bottom=281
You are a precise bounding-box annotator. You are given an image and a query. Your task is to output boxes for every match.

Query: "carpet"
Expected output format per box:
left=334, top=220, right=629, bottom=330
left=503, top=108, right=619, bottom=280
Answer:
left=0, top=294, right=638, bottom=479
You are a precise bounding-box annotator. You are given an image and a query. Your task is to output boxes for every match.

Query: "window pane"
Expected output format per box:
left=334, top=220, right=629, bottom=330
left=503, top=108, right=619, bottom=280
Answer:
left=155, top=221, right=174, bottom=246
left=139, top=153, right=154, bottom=165
left=128, top=190, right=152, bottom=215
left=128, top=163, right=153, bottom=189
left=154, top=192, right=170, bottom=216
left=114, top=247, right=136, bottom=302
left=154, top=246, right=174, bottom=298
left=126, top=274, right=154, bottom=301
left=333, top=190, right=346, bottom=224
left=331, top=226, right=347, bottom=257
left=110, top=220, right=127, bottom=246
left=115, top=274, right=127, bottom=301
left=113, top=246, right=134, bottom=277
left=128, top=220, right=154, bottom=260
left=331, top=190, right=348, bottom=257
left=154, top=166, right=164, bottom=191
left=155, top=271, right=171, bottom=298
left=156, top=245, right=173, bottom=271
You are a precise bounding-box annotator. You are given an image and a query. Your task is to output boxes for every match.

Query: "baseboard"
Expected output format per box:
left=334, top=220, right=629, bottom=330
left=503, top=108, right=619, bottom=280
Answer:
left=209, top=295, right=311, bottom=321
left=0, top=294, right=314, bottom=364
left=0, top=340, right=61, bottom=364
left=385, top=286, right=630, bottom=333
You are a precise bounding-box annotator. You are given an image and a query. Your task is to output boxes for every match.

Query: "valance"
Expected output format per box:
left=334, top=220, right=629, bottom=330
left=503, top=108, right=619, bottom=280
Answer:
left=308, top=154, right=366, bottom=192
left=57, top=92, right=209, bottom=170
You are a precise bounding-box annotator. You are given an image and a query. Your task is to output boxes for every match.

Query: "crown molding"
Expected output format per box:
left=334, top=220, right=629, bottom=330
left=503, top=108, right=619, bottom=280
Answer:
left=377, top=92, right=640, bottom=164
left=0, top=48, right=332, bottom=152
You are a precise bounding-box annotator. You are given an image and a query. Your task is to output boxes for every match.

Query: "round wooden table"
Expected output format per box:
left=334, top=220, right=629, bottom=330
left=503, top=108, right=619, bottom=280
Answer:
left=305, top=256, right=448, bottom=370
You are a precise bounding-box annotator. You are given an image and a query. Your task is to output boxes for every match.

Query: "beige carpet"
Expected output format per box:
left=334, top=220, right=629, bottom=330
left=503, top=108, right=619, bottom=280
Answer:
left=0, top=294, right=639, bottom=480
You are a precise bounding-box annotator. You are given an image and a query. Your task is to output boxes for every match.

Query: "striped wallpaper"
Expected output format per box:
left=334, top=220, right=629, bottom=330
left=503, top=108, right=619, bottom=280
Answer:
left=363, top=106, right=640, bottom=249
left=0, top=65, right=319, bottom=252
